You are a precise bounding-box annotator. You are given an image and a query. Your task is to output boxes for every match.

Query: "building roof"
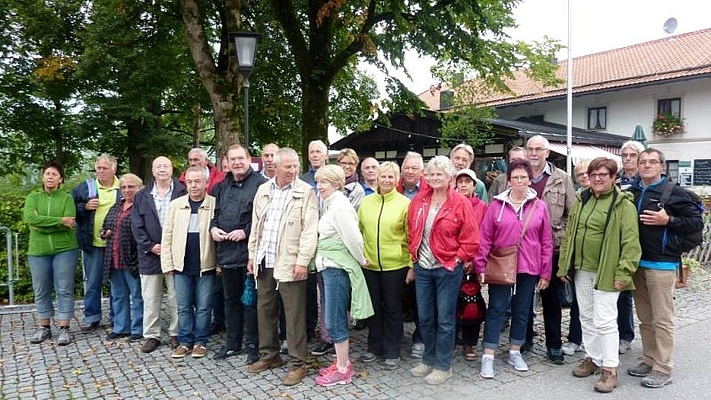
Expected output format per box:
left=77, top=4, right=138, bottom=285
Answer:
left=420, top=28, right=711, bottom=109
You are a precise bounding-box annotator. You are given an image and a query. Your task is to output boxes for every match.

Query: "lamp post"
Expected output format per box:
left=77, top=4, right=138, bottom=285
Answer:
left=230, top=31, right=262, bottom=149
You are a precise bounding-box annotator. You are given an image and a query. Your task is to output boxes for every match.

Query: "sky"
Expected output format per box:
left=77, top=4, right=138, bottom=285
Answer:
left=385, top=0, right=711, bottom=95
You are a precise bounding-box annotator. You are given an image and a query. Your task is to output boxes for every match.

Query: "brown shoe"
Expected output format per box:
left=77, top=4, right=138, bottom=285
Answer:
left=247, top=355, right=284, bottom=373
left=594, top=369, right=618, bottom=393
left=573, top=357, right=600, bottom=378
left=141, top=338, right=161, bottom=353
left=172, top=345, right=192, bottom=359
left=192, top=343, right=207, bottom=358
left=169, top=336, right=180, bottom=349
left=282, top=366, right=307, bottom=386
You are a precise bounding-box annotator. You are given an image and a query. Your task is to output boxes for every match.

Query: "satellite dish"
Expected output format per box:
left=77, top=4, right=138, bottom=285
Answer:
left=663, top=17, right=678, bottom=35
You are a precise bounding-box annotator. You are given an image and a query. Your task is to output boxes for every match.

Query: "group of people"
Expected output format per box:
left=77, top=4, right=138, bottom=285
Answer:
left=24, top=136, right=703, bottom=392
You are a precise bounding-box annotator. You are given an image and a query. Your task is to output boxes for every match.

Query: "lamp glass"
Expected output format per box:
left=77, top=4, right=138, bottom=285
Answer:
left=234, top=36, right=257, bottom=69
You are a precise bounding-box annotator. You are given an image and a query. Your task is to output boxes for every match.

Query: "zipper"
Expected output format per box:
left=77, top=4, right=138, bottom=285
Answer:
left=376, top=194, right=385, bottom=270
left=47, top=193, right=55, bottom=252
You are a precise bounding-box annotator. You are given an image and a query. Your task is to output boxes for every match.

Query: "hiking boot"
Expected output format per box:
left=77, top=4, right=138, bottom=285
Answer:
left=282, top=366, right=307, bottom=386
left=573, top=357, right=599, bottom=378
left=619, top=339, right=631, bottom=354
left=480, top=355, right=495, bottom=379
left=410, top=363, right=433, bottom=377
left=425, top=368, right=452, bottom=385
left=547, top=347, right=565, bottom=365
left=641, top=370, right=673, bottom=388
left=171, top=345, right=192, bottom=358
left=30, top=327, right=52, bottom=344
left=247, top=355, right=283, bottom=373
left=246, top=344, right=260, bottom=365
left=627, top=362, right=653, bottom=377
left=594, top=369, right=618, bottom=393
left=310, top=341, right=335, bottom=356
left=57, top=328, right=71, bottom=346
left=410, top=342, right=425, bottom=358
left=141, top=338, right=160, bottom=353
left=315, top=368, right=352, bottom=386
left=507, top=351, right=529, bottom=371
left=562, top=342, right=581, bottom=356
left=192, top=343, right=207, bottom=358
left=213, top=346, right=241, bottom=360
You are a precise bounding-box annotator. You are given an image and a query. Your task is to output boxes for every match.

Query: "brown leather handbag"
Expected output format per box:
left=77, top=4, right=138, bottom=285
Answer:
left=485, top=200, right=538, bottom=285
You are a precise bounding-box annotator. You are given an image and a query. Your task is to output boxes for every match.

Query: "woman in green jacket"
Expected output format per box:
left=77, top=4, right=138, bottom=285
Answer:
left=558, top=157, right=641, bottom=393
left=23, top=161, right=80, bottom=346
left=357, top=161, right=412, bottom=369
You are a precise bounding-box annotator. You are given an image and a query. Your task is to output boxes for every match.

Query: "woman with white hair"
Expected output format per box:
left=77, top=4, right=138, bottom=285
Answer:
left=407, top=156, right=480, bottom=385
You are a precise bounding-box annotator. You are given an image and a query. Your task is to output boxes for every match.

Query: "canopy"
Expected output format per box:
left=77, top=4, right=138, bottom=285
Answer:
left=547, top=143, right=622, bottom=167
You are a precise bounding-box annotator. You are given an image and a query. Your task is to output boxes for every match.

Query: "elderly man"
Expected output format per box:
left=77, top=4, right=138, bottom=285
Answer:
left=162, top=167, right=217, bottom=359
left=360, top=157, right=380, bottom=196
left=210, top=145, right=266, bottom=362
left=300, top=139, right=328, bottom=186
left=619, top=140, right=645, bottom=189
left=449, top=143, right=488, bottom=202
left=397, top=152, right=426, bottom=200
left=132, top=156, right=185, bottom=353
left=523, top=135, right=576, bottom=364
left=261, top=143, right=279, bottom=179
left=179, top=148, right=225, bottom=195
left=247, top=148, right=318, bottom=386
left=487, top=146, right=527, bottom=198
left=72, top=154, right=121, bottom=332
left=627, top=148, right=704, bottom=388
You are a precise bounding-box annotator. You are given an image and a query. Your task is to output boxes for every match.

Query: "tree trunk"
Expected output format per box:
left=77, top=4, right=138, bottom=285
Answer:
left=300, top=80, right=331, bottom=170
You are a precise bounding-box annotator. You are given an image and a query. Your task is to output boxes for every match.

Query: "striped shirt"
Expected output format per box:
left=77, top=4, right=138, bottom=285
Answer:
left=417, top=205, right=443, bottom=269
left=151, top=180, right=174, bottom=227
left=256, top=180, right=294, bottom=269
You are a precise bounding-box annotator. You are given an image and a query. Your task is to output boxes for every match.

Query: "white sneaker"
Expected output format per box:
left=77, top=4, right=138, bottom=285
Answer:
left=562, top=342, right=581, bottom=356
left=480, top=355, right=495, bottom=378
left=507, top=351, right=529, bottom=372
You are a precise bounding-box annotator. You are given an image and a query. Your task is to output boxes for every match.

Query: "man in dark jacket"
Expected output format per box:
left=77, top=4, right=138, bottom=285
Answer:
left=131, top=156, right=186, bottom=353
left=210, top=145, right=266, bottom=362
left=627, top=148, right=704, bottom=388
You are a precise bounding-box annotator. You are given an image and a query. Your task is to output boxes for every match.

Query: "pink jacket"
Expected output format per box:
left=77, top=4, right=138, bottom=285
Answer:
left=474, top=188, right=554, bottom=280
left=408, top=185, right=480, bottom=271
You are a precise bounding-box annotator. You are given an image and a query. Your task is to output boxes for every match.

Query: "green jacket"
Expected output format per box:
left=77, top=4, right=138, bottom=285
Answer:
left=557, top=187, right=641, bottom=291
left=316, top=237, right=374, bottom=320
left=358, top=189, right=411, bottom=271
left=24, top=189, right=79, bottom=256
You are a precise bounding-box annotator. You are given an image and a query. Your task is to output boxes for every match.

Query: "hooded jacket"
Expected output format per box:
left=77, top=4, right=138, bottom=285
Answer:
left=474, top=188, right=553, bottom=280
left=557, top=186, right=641, bottom=291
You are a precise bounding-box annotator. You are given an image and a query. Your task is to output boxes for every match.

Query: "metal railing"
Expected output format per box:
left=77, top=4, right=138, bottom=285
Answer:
left=0, top=226, right=19, bottom=305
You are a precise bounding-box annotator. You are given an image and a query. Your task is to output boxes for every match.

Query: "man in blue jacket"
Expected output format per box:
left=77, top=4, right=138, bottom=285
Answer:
left=627, top=148, right=704, bottom=388
left=131, top=156, right=186, bottom=353
left=210, top=145, right=266, bottom=363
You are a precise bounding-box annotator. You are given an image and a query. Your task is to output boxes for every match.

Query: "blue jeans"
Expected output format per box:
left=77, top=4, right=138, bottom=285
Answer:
left=484, top=273, right=538, bottom=349
left=321, top=268, right=351, bottom=344
left=174, top=273, right=214, bottom=346
left=415, top=263, right=463, bottom=371
left=617, top=290, right=635, bottom=342
left=29, top=250, right=78, bottom=321
left=82, top=246, right=105, bottom=324
left=109, top=269, right=143, bottom=335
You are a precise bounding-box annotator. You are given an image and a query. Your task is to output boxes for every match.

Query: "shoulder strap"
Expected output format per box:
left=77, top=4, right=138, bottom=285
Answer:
left=659, top=179, right=675, bottom=209
left=517, top=200, right=538, bottom=246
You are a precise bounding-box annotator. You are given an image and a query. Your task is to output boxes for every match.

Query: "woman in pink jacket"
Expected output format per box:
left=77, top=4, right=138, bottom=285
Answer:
left=475, top=159, right=553, bottom=379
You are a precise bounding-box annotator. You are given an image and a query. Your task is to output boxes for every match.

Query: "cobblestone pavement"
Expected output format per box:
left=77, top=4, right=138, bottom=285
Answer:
left=2, top=268, right=709, bottom=400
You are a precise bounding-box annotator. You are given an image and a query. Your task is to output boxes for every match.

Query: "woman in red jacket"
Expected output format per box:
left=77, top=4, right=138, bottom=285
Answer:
left=407, top=156, right=480, bottom=385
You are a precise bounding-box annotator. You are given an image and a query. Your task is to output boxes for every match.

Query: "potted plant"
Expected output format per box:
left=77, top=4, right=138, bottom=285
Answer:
left=676, top=256, right=702, bottom=288
left=652, top=113, right=685, bottom=137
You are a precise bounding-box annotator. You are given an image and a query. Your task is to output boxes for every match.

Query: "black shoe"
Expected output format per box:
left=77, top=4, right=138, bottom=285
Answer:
left=81, top=321, right=101, bottom=333
left=210, top=323, right=225, bottom=335
left=246, top=344, right=260, bottom=365
left=106, top=332, right=129, bottom=340
left=547, top=347, right=565, bottom=365
left=128, top=334, right=143, bottom=342
left=310, top=341, right=335, bottom=356
left=213, top=346, right=242, bottom=360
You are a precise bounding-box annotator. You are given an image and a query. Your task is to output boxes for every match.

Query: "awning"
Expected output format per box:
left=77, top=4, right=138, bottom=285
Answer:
left=547, top=143, right=622, bottom=167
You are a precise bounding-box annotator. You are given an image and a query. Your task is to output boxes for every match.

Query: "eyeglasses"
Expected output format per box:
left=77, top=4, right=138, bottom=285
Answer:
left=338, top=161, right=356, bottom=167
left=526, top=147, right=547, bottom=153
left=638, top=159, right=661, bottom=166
left=510, top=175, right=529, bottom=182
left=589, top=173, right=610, bottom=179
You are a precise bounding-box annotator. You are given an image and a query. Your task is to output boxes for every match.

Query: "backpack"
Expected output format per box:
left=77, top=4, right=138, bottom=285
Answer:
left=659, top=180, right=705, bottom=252
left=456, top=275, right=486, bottom=324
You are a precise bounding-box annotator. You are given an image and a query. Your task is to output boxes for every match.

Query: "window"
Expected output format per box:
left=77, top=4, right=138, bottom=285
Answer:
left=587, top=107, right=607, bottom=130
left=657, top=98, right=681, bottom=117
left=666, top=160, right=679, bottom=182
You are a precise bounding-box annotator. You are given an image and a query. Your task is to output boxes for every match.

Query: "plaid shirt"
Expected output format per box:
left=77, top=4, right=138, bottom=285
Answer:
left=102, top=200, right=138, bottom=282
left=256, top=180, right=294, bottom=268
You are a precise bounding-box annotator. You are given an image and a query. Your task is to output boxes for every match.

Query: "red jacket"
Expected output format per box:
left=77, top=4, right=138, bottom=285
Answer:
left=407, top=185, right=480, bottom=270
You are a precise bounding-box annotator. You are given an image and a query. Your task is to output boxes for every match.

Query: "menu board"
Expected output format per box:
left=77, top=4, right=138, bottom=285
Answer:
left=693, top=159, right=711, bottom=186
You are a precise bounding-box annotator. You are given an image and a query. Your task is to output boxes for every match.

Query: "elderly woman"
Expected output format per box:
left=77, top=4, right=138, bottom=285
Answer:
left=358, top=161, right=412, bottom=370
left=313, top=165, right=372, bottom=386
left=574, top=159, right=592, bottom=190
left=408, top=156, right=479, bottom=385
left=475, top=159, right=553, bottom=379
left=24, top=161, right=79, bottom=346
left=101, top=173, right=144, bottom=342
left=557, top=157, right=641, bottom=393
left=336, top=148, right=365, bottom=210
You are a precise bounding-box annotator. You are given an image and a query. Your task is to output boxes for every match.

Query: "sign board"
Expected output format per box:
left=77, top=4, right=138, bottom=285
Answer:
left=693, top=159, right=711, bottom=186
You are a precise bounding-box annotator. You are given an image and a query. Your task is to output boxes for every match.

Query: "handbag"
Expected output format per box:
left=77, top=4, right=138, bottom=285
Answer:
left=485, top=200, right=538, bottom=285
left=457, top=274, right=486, bottom=323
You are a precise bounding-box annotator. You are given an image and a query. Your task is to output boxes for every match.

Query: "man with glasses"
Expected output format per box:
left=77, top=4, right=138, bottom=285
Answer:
left=626, top=148, right=703, bottom=388
left=523, top=135, right=576, bottom=364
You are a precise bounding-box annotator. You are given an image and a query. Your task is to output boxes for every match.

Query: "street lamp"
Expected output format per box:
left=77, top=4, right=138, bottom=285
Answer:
left=230, top=31, right=262, bottom=149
